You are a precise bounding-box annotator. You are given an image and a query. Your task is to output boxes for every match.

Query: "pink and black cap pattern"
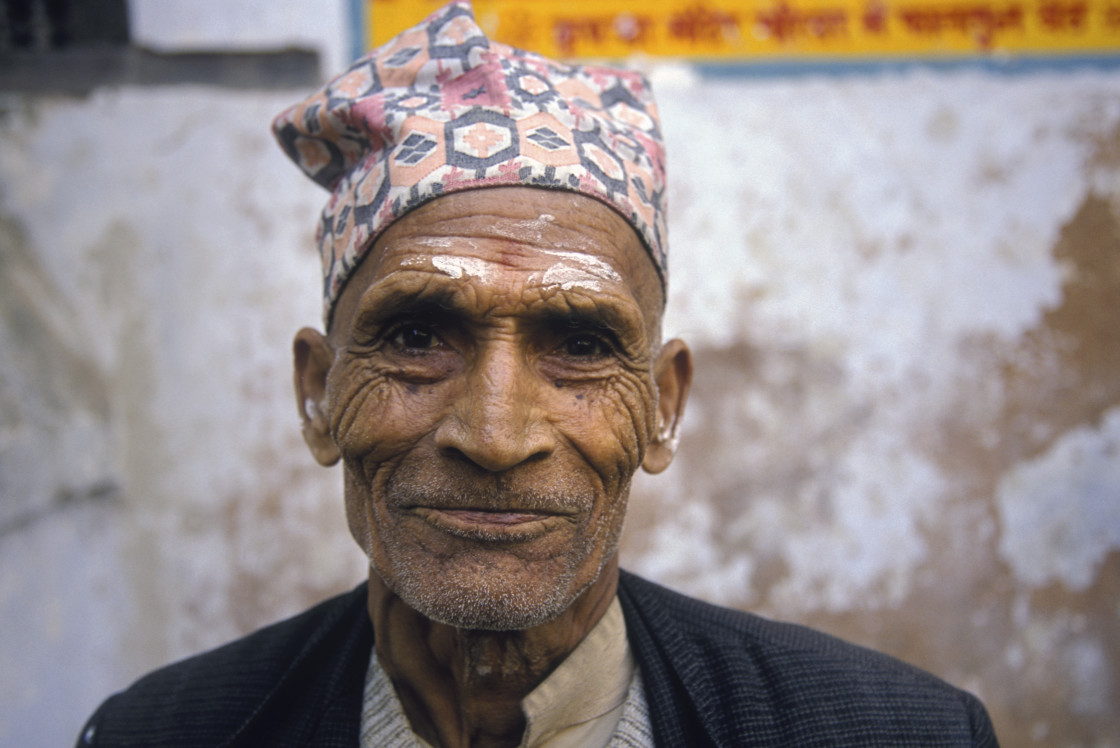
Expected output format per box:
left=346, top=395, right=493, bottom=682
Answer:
left=272, top=0, right=668, bottom=324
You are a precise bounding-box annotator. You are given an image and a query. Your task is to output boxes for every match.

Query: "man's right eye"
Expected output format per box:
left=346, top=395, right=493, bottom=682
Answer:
left=388, top=324, right=439, bottom=351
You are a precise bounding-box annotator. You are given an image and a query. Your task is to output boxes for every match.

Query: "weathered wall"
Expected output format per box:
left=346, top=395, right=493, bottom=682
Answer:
left=626, top=66, right=1120, bottom=747
left=1, top=14, right=1117, bottom=746
left=0, top=86, right=366, bottom=748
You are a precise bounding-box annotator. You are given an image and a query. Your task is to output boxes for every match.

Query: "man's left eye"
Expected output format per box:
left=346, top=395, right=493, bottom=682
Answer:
left=563, top=334, right=609, bottom=357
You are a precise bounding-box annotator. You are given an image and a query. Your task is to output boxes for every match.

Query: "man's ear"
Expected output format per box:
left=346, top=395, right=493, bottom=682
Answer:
left=643, top=338, right=693, bottom=474
left=293, top=327, right=340, bottom=466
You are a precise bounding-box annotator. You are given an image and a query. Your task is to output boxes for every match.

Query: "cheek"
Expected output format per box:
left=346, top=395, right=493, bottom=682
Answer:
left=342, top=465, right=377, bottom=555
left=558, top=371, right=657, bottom=483
left=330, top=362, right=443, bottom=559
left=326, top=358, right=444, bottom=463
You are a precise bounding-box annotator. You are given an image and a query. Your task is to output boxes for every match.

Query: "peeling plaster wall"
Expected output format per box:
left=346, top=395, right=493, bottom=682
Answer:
left=1, top=45, right=1118, bottom=748
left=0, top=87, right=367, bottom=748
left=625, top=67, right=1120, bottom=747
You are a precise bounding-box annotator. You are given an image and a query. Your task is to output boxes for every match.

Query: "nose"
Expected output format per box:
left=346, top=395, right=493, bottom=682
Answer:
left=434, top=342, right=555, bottom=472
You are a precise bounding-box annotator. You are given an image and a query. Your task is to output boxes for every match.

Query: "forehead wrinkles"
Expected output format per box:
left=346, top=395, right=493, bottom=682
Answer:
left=397, top=249, right=624, bottom=297
left=331, top=188, right=661, bottom=338
left=396, top=210, right=622, bottom=260
left=535, top=249, right=623, bottom=290
left=375, top=209, right=634, bottom=300
left=355, top=263, right=644, bottom=331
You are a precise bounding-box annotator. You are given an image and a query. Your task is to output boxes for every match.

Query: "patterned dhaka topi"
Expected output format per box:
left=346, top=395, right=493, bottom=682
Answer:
left=272, top=0, right=667, bottom=325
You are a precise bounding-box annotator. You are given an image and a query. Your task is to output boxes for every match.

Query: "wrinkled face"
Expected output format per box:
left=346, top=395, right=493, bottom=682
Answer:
left=319, top=187, right=669, bottom=630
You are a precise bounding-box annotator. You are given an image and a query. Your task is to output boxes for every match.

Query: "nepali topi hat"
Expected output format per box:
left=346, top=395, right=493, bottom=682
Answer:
left=272, top=0, right=668, bottom=325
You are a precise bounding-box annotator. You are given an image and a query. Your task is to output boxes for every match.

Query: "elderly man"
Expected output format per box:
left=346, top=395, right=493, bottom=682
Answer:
left=77, top=3, right=998, bottom=746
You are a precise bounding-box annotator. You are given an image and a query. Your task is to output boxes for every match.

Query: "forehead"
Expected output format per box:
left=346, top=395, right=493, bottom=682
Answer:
left=330, top=187, right=662, bottom=335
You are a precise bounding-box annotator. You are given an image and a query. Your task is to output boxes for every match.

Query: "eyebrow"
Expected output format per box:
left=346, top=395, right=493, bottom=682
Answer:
left=533, top=301, right=643, bottom=345
left=348, top=274, right=647, bottom=345
left=350, top=283, right=459, bottom=332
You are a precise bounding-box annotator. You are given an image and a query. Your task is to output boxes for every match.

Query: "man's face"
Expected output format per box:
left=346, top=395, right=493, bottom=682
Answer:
left=306, top=187, right=676, bottom=630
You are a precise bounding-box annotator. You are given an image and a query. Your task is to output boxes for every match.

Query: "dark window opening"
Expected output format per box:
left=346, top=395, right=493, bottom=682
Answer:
left=1, top=0, right=129, bottom=51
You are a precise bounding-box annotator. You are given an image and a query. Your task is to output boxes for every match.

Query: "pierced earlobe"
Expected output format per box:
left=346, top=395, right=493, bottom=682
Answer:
left=300, top=395, right=326, bottom=437
left=305, top=397, right=322, bottom=422
left=643, top=419, right=681, bottom=475
left=642, top=338, right=693, bottom=475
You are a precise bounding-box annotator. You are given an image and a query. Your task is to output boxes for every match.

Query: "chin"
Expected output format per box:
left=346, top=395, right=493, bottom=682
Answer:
left=376, top=554, right=601, bottom=631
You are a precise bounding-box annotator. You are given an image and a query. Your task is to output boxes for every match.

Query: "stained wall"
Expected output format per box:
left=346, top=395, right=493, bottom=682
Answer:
left=1, top=6, right=1118, bottom=746
left=627, top=67, right=1120, bottom=747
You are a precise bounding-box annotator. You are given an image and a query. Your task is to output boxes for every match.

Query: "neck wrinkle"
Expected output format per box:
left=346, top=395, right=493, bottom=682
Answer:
left=366, top=556, right=621, bottom=747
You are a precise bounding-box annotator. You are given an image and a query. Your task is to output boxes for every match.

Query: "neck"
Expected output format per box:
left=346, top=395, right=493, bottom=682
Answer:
left=367, top=556, right=619, bottom=748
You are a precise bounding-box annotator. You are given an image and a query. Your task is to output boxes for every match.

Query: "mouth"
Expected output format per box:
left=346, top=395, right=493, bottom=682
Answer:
left=409, top=506, right=575, bottom=541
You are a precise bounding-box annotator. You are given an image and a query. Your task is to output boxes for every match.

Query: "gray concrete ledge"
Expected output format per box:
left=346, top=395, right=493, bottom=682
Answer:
left=0, top=46, right=321, bottom=94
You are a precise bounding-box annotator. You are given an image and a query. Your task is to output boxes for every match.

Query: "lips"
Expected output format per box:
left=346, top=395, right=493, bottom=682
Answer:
left=436, top=509, right=554, bottom=525
left=409, top=506, right=575, bottom=541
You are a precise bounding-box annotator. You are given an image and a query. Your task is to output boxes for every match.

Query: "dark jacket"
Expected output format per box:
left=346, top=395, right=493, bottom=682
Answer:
left=77, top=571, right=998, bottom=747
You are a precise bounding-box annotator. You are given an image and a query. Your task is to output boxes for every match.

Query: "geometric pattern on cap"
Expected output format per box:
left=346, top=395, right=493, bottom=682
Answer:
left=272, top=0, right=667, bottom=325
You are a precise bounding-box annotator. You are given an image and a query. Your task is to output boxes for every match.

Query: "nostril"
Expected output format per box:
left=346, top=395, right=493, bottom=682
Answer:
left=433, top=411, right=554, bottom=473
left=431, top=350, right=556, bottom=471
left=437, top=443, right=471, bottom=465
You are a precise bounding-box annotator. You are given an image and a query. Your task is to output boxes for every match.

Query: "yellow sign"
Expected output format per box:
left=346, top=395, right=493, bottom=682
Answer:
left=365, top=0, right=1120, bottom=61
